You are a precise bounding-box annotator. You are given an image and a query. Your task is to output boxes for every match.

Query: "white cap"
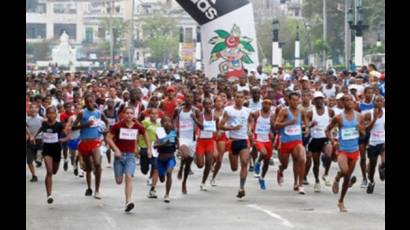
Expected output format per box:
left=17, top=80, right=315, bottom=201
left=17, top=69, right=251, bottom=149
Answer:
left=272, top=67, right=279, bottom=74
left=284, top=74, right=292, bottom=81
left=313, top=91, right=325, bottom=99
left=301, top=76, right=309, bottom=81
left=122, top=76, right=129, bottom=81
left=336, top=93, right=344, bottom=100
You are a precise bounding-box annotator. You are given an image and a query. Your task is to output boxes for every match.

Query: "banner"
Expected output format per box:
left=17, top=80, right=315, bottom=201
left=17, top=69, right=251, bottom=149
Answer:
left=181, top=43, right=196, bottom=62
left=176, top=0, right=259, bottom=80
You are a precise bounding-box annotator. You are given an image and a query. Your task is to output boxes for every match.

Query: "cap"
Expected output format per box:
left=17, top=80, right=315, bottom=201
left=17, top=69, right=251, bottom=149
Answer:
left=167, top=86, right=176, bottom=92
left=122, top=90, right=129, bottom=95
left=122, top=76, right=129, bottom=81
left=90, top=79, right=97, bottom=83
left=313, top=91, right=325, bottom=99
left=336, top=93, right=344, bottom=100
left=262, top=98, right=272, bottom=104
left=301, top=76, right=309, bottom=81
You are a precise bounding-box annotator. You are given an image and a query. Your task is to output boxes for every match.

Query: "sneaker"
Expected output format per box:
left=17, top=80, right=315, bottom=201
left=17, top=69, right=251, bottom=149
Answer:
left=146, top=179, right=152, bottom=186
left=35, top=160, right=42, bottom=168
left=85, top=188, right=93, bottom=196
left=322, top=174, right=331, bottom=187
left=277, top=171, right=284, bottom=186
left=349, top=176, right=357, bottom=188
left=236, top=189, right=245, bottom=199
left=254, top=162, right=261, bottom=177
left=379, top=166, right=385, bottom=181
left=73, top=168, right=78, bottom=176
left=249, top=165, right=254, bottom=172
left=314, top=182, right=321, bottom=192
left=94, top=192, right=102, bottom=200
left=298, top=186, right=305, bottom=195
left=30, top=176, right=38, bottom=182
left=332, top=180, right=339, bottom=194
left=360, top=179, right=368, bottom=188
left=47, top=195, right=54, bottom=204
left=125, top=202, right=135, bottom=212
left=63, top=161, right=68, bottom=171
left=148, top=190, right=158, bottom=199
left=366, top=182, right=375, bottom=194
left=200, top=183, right=207, bottom=191
left=210, top=178, right=216, bottom=187
left=303, top=177, right=310, bottom=185
left=269, top=158, right=274, bottom=166
left=79, top=171, right=84, bottom=178
left=258, top=178, right=266, bottom=190
left=164, top=195, right=170, bottom=203
left=106, top=163, right=112, bottom=168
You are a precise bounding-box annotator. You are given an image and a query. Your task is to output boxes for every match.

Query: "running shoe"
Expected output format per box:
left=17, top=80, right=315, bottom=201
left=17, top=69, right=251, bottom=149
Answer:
left=303, top=177, right=310, bottom=185
left=125, top=202, right=135, bottom=212
left=94, top=192, right=102, bottom=200
left=254, top=162, right=261, bottom=177
left=73, top=168, right=78, bottom=176
left=79, top=171, right=84, bottom=178
left=360, top=179, right=368, bottom=188
left=85, top=188, right=93, bottom=196
left=47, top=195, right=54, bottom=204
left=236, top=189, right=245, bottom=199
left=349, top=176, right=357, bottom=188
left=63, top=161, right=68, bottom=171
left=277, top=171, right=284, bottom=186
left=314, top=182, right=321, bottom=192
left=106, top=163, right=112, bottom=168
left=35, top=160, right=42, bottom=168
left=200, top=183, right=207, bottom=191
left=332, top=180, right=339, bottom=194
left=30, top=176, right=38, bottom=182
left=258, top=178, right=266, bottom=190
left=210, top=178, right=216, bottom=187
left=322, top=174, right=331, bottom=186
left=298, top=186, right=305, bottom=195
left=249, top=165, right=254, bottom=172
left=164, top=195, right=170, bottom=203
left=366, top=182, right=375, bottom=194
left=379, top=166, right=385, bottom=181
left=148, top=190, right=158, bottom=199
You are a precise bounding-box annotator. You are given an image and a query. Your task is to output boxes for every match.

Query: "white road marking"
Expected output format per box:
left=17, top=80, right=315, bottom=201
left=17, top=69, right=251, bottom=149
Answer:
left=247, top=204, right=294, bottom=228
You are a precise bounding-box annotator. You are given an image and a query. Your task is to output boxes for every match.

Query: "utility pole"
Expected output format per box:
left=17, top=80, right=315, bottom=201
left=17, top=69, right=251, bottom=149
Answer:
left=128, top=0, right=134, bottom=67
left=344, top=0, right=351, bottom=68
left=109, top=0, right=114, bottom=67
left=323, top=0, right=327, bottom=69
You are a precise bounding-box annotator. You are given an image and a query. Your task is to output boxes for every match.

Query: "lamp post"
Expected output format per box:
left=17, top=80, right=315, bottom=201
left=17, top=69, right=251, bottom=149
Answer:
left=348, top=0, right=368, bottom=67
left=195, top=26, right=202, bottom=70
left=376, top=33, right=381, bottom=47
left=272, top=19, right=280, bottom=67
left=178, top=27, right=184, bottom=69
left=294, top=25, right=301, bottom=67
left=304, top=21, right=312, bottom=65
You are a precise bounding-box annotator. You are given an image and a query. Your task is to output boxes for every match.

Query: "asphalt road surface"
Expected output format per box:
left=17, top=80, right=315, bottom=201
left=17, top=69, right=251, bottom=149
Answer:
left=27, top=154, right=385, bottom=230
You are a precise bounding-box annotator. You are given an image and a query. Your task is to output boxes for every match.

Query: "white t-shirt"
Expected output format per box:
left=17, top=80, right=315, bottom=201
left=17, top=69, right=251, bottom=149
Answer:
left=224, top=106, right=251, bottom=139
left=237, top=84, right=250, bottom=92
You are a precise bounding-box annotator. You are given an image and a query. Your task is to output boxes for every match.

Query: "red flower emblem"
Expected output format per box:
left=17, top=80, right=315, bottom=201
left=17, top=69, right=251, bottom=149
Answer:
left=225, top=36, right=240, bottom=48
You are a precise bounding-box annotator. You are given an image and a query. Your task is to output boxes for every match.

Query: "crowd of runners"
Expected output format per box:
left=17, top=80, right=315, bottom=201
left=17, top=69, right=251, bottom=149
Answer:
left=26, top=64, right=385, bottom=213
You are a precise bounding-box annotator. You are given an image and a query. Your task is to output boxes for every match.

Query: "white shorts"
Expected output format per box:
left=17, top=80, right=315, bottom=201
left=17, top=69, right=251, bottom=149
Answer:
left=179, top=138, right=196, bottom=158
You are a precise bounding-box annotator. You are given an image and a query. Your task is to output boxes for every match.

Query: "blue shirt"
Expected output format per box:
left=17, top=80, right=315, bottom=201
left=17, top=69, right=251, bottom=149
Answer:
left=280, top=109, right=302, bottom=143
left=80, top=108, right=101, bottom=140
left=339, top=112, right=359, bottom=152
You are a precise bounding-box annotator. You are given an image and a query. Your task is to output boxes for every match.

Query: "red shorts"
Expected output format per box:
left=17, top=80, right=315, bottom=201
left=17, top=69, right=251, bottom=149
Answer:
left=215, top=132, right=229, bottom=142
left=280, top=140, right=303, bottom=155
left=255, top=141, right=273, bottom=160
left=78, top=140, right=101, bottom=157
left=337, top=150, right=360, bottom=160
left=196, top=139, right=215, bottom=156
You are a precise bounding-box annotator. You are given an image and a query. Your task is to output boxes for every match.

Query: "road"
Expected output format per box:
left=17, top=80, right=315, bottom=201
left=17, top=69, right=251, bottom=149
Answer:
left=26, top=154, right=385, bottom=230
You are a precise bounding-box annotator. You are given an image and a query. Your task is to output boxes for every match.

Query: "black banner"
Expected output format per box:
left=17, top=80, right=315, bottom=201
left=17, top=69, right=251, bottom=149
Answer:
left=176, top=0, right=249, bottom=25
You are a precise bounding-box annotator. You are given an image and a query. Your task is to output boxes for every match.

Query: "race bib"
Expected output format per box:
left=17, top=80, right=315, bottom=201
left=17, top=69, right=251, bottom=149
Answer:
left=107, top=118, right=116, bottom=126
left=43, top=132, right=59, bottom=143
left=341, top=128, right=359, bottom=140
left=88, top=116, right=99, bottom=128
left=119, top=128, right=138, bottom=140
left=179, top=120, right=193, bottom=131
left=284, top=125, right=302, bottom=136
left=156, top=127, right=167, bottom=139
left=203, top=120, right=216, bottom=132
left=370, top=130, right=385, bottom=143
left=255, top=123, right=270, bottom=134
left=312, top=124, right=326, bottom=137
left=256, top=133, right=270, bottom=142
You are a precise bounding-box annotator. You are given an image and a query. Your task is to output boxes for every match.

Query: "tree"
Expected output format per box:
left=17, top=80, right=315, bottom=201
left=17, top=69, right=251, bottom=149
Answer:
left=98, top=18, right=130, bottom=58
left=140, top=15, right=179, bottom=64
left=26, top=40, right=52, bottom=61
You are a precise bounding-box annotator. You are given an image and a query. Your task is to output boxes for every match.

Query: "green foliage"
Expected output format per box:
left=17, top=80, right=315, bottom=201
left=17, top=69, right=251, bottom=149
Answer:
left=26, top=40, right=52, bottom=61
left=99, top=18, right=130, bottom=57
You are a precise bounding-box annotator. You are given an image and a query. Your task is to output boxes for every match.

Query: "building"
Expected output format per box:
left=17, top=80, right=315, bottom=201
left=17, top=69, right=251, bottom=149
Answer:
left=26, top=0, right=88, bottom=44
left=251, top=0, right=304, bottom=21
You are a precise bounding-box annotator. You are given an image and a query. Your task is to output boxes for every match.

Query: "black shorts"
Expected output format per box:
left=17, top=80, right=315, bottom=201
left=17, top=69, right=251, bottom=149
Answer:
left=303, top=133, right=311, bottom=146
left=139, top=148, right=158, bottom=175
left=359, top=132, right=371, bottom=145
left=231, top=140, right=248, bottom=155
left=308, top=138, right=330, bottom=153
left=42, top=144, right=62, bottom=163
left=367, top=144, right=385, bottom=158
left=26, top=140, right=43, bottom=164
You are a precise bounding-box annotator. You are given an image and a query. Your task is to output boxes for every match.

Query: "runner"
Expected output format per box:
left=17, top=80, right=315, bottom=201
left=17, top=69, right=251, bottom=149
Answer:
left=174, top=93, right=201, bottom=194
left=275, top=92, right=309, bottom=194
left=298, top=90, right=313, bottom=185
left=34, top=107, right=70, bottom=203
left=60, top=102, right=74, bottom=171
left=219, top=91, right=253, bottom=199
left=103, top=98, right=118, bottom=168
left=73, top=94, right=108, bottom=199
left=357, top=86, right=375, bottom=188
left=26, top=103, right=43, bottom=182
left=195, top=98, right=217, bottom=191
left=138, top=108, right=161, bottom=198
left=154, top=116, right=178, bottom=203
left=326, top=94, right=365, bottom=212
left=306, top=91, right=334, bottom=192
left=106, top=106, right=151, bottom=212
left=252, top=98, right=276, bottom=190
left=364, top=96, right=385, bottom=193
left=210, top=96, right=229, bottom=186
left=65, top=103, right=83, bottom=177
left=248, top=86, right=262, bottom=172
